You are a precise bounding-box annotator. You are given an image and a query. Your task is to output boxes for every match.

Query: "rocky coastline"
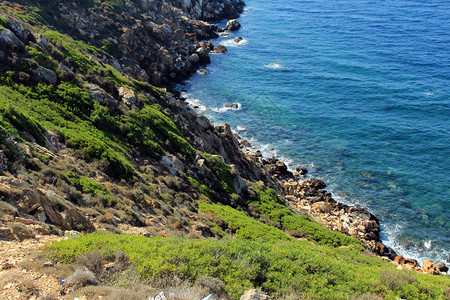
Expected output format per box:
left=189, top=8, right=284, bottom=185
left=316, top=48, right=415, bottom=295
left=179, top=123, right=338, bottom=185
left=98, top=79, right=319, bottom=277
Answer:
left=0, top=0, right=448, bottom=298
left=159, top=2, right=448, bottom=274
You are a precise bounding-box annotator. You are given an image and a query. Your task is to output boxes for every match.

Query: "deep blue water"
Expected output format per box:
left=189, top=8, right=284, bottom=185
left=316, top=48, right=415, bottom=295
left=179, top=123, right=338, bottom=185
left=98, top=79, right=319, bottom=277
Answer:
left=180, top=0, right=450, bottom=265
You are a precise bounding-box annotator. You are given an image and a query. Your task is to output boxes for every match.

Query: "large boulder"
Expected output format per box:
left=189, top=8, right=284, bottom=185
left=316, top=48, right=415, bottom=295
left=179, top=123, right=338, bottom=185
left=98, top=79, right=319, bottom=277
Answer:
left=422, top=259, right=440, bottom=275
left=35, top=67, right=57, bottom=85
left=211, top=45, right=228, bottom=53
left=118, top=86, right=138, bottom=107
left=240, top=289, right=271, bottom=300
left=435, top=262, right=448, bottom=273
left=226, top=19, right=241, bottom=31
left=161, top=155, right=184, bottom=176
left=0, top=29, right=25, bottom=50
left=83, top=84, right=117, bottom=107
left=64, top=208, right=96, bottom=233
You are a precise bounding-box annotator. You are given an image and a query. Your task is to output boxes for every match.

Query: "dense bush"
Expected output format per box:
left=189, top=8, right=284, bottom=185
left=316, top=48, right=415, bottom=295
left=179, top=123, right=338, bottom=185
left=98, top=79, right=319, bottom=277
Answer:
left=66, top=173, right=116, bottom=206
left=47, top=232, right=450, bottom=300
left=203, top=153, right=234, bottom=194
left=251, top=187, right=362, bottom=248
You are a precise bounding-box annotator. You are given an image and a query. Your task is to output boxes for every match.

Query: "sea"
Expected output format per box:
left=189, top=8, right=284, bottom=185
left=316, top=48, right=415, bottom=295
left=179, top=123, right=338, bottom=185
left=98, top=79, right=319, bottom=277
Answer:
left=179, top=0, right=450, bottom=265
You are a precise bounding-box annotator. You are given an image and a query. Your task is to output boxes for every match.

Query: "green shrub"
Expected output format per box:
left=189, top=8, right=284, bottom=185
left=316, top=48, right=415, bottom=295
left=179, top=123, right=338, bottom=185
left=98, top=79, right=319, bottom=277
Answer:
left=0, top=15, right=8, bottom=30
left=45, top=30, right=104, bottom=73
left=27, top=46, right=57, bottom=71
left=100, top=39, right=118, bottom=56
left=66, top=172, right=116, bottom=206
left=47, top=232, right=450, bottom=300
left=1, top=105, right=46, bottom=145
left=198, top=201, right=290, bottom=243
left=188, top=177, right=214, bottom=200
left=203, top=153, right=234, bottom=194
left=251, top=187, right=362, bottom=248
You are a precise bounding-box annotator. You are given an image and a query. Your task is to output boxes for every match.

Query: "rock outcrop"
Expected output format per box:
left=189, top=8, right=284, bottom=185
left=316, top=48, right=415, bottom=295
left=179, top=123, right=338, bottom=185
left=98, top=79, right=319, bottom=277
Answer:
left=44, top=0, right=245, bottom=87
left=240, top=289, right=272, bottom=300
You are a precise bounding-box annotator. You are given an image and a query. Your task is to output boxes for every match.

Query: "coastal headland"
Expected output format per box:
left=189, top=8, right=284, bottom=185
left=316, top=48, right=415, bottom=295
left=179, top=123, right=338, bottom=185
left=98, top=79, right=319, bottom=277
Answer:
left=0, top=0, right=448, bottom=299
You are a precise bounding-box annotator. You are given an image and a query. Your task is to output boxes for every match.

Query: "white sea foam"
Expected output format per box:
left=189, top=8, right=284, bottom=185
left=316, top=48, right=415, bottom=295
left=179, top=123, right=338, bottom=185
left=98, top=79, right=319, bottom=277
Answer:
left=219, top=38, right=249, bottom=47
left=196, top=68, right=208, bottom=75
left=236, top=125, right=250, bottom=131
left=380, top=222, right=449, bottom=266
left=214, top=103, right=242, bottom=112
left=424, top=88, right=441, bottom=96
left=265, top=61, right=285, bottom=69
left=184, top=97, right=207, bottom=113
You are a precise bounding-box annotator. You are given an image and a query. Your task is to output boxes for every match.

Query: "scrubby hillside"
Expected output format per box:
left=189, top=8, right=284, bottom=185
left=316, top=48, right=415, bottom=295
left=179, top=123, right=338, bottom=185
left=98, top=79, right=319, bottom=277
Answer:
left=0, top=0, right=449, bottom=299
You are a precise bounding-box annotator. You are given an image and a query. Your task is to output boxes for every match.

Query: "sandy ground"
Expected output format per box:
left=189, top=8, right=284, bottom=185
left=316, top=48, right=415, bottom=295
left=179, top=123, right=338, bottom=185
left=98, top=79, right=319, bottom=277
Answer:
left=0, top=235, right=63, bottom=299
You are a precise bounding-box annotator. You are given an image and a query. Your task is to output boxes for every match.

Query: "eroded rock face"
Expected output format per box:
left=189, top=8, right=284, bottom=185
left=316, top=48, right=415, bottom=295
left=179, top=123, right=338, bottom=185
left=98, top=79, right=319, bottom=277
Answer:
left=51, top=0, right=245, bottom=86
left=0, top=29, right=25, bottom=50
left=64, top=208, right=96, bottom=233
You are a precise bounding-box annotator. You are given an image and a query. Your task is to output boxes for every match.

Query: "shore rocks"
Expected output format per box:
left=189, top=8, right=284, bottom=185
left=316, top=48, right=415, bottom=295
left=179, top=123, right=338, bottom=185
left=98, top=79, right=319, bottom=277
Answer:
left=212, top=45, right=228, bottom=53
left=263, top=158, right=293, bottom=179
left=223, top=102, right=240, bottom=109
left=422, top=259, right=440, bottom=275
left=226, top=19, right=241, bottom=31
left=435, top=262, right=449, bottom=273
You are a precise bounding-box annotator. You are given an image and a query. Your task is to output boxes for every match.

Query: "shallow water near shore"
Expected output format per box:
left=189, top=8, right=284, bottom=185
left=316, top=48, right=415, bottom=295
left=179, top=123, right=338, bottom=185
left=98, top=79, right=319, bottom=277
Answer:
left=180, top=0, right=450, bottom=265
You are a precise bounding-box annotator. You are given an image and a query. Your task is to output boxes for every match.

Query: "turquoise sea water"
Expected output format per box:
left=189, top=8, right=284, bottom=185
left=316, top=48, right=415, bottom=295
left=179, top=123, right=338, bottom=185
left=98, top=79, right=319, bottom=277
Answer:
left=180, top=0, right=450, bottom=264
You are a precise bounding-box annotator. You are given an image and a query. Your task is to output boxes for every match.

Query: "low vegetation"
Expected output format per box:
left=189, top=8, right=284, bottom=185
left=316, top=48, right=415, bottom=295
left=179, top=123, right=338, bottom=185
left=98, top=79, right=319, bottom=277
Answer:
left=47, top=232, right=450, bottom=299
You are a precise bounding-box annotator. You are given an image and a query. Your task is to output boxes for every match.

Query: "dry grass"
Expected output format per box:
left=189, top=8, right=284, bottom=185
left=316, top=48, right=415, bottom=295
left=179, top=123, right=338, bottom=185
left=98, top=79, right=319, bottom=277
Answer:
left=196, top=275, right=228, bottom=299
left=351, top=292, right=383, bottom=300
left=17, top=278, right=39, bottom=297
left=65, top=269, right=99, bottom=289
left=379, top=269, right=417, bottom=290
left=20, top=252, right=75, bottom=280
left=75, top=251, right=104, bottom=277
left=8, top=222, right=35, bottom=240
left=72, top=285, right=151, bottom=300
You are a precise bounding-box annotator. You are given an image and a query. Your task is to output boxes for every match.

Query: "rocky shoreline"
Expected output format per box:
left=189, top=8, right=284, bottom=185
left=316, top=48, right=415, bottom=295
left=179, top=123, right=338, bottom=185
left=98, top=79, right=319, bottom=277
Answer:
left=234, top=144, right=447, bottom=275
left=0, top=0, right=447, bottom=281
left=173, top=11, right=449, bottom=275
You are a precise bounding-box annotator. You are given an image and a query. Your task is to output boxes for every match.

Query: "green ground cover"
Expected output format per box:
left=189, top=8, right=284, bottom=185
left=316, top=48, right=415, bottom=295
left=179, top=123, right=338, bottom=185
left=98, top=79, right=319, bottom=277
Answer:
left=48, top=232, right=450, bottom=299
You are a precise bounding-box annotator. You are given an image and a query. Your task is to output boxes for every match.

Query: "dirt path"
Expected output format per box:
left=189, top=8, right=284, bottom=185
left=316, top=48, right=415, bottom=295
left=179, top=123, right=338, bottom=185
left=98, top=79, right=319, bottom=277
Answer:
left=0, top=235, right=63, bottom=299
